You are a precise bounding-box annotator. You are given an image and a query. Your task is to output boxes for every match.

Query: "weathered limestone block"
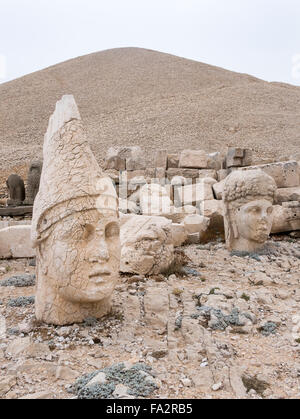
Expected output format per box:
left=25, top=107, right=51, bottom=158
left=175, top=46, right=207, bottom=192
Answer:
left=167, top=154, right=179, bottom=169
left=207, top=152, right=222, bottom=170
left=171, top=223, right=187, bottom=247
left=226, top=147, right=252, bottom=168
left=198, top=169, right=218, bottom=180
left=183, top=214, right=210, bottom=236
left=154, top=150, right=168, bottom=169
left=200, top=200, right=224, bottom=236
left=275, top=187, right=300, bottom=204
left=125, top=147, right=146, bottom=171
left=144, top=286, right=169, bottom=329
left=174, top=178, right=215, bottom=207
left=223, top=170, right=276, bottom=252
left=32, top=95, right=120, bottom=325
left=271, top=202, right=300, bottom=233
left=179, top=150, right=208, bottom=169
left=240, top=161, right=299, bottom=188
left=119, top=198, right=140, bottom=214
left=140, top=183, right=173, bottom=215
left=165, top=205, right=198, bottom=224
left=213, top=178, right=226, bottom=200
left=155, top=168, right=166, bottom=179
left=167, top=168, right=200, bottom=180
left=217, top=169, right=229, bottom=181
left=104, top=147, right=126, bottom=171
left=24, top=160, right=43, bottom=205
left=6, top=174, right=25, bottom=206
left=120, top=214, right=174, bottom=275
left=0, top=225, right=35, bottom=259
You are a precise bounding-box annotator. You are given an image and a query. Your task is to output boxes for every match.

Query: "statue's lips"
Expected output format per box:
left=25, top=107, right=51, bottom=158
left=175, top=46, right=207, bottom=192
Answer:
left=89, top=269, right=111, bottom=280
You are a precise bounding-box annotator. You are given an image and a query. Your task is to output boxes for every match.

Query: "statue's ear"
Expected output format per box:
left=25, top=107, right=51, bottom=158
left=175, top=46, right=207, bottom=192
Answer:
left=232, top=220, right=239, bottom=239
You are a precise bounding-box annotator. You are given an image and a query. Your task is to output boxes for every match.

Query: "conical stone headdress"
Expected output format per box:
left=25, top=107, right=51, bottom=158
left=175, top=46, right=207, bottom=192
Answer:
left=31, top=95, right=118, bottom=246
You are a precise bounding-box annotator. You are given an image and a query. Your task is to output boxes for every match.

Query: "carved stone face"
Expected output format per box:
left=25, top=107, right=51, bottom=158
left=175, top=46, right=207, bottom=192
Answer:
left=235, top=199, right=274, bottom=244
left=38, top=208, right=120, bottom=304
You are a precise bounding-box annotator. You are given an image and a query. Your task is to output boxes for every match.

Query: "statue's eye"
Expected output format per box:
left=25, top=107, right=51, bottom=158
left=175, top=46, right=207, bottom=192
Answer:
left=105, top=222, right=119, bottom=238
left=82, top=224, right=95, bottom=240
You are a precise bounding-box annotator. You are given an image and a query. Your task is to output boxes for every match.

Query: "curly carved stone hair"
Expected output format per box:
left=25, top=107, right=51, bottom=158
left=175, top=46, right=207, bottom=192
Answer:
left=223, top=169, right=277, bottom=204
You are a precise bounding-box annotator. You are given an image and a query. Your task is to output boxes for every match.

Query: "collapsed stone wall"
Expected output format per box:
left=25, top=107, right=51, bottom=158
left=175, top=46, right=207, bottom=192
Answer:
left=104, top=146, right=300, bottom=242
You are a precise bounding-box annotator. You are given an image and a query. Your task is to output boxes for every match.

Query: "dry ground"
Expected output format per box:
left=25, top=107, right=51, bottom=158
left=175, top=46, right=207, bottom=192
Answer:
left=1, top=238, right=300, bottom=399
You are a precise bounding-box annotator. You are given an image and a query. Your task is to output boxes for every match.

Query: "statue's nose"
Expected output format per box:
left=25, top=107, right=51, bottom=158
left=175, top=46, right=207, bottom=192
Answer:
left=89, top=237, right=109, bottom=262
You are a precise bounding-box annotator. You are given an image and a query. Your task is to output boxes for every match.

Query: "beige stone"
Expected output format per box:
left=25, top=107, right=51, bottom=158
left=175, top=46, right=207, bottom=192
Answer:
left=154, top=150, right=168, bottom=169
left=275, top=187, right=300, bottom=204
left=167, top=154, right=179, bottom=169
left=119, top=198, right=140, bottom=214
left=217, top=169, right=229, bottom=181
left=200, top=200, right=224, bottom=232
left=179, top=149, right=208, bottom=169
left=271, top=202, right=300, bottom=233
left=198, top=169, right=218, bottom=180
left=240, top=160, right=299, bottom=188
left=171, top=223, right=188, bottom=247
left=126, top=147, right=146, bottom=171
left=207, top=152, right=222, bottom=170
left=183, top=214, right=210, bottom=236
left=174, top=179, right=215, bottom=206
left=167, top=168, right=200, bottom=180
left=0, top=375, right=16, bottom=397
left=0, top=225, right=35, bottom=259
left=213, top=179, right=226, bottom=200
left=32, top=95, right=120, bottom=325
left=120, top=214, right=174, bottom=275
left=140, top=183, right=173, bottom=216
left=226, top=147, right=252, bottom=168
left=223, top=170, right=276, bottom=252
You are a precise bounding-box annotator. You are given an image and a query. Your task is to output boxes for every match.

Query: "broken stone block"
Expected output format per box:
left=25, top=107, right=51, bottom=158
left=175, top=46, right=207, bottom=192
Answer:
left=275, top=186, right=300, bottom=204
left=126, top=147, right=146, bottom=171
left=167, top=168, right=200, bottom=180
left=174, top=179, right=215, bottom=206
left=212, top=178, right=226, bottom=200
left=271, top=202, right=300, bottom=233
left=119, top=198, right=140, bottom=214
left=207, top=152, right=222, bottom=170
left=171, top=223, right=188, bottom=247
left=179, top=150, right=208, bottom=169
left=183, top=214, right=210, bottom=237
left=226, top=147, right=252, bottom=168
left=120, top=214, right=174, bottom=275
left=0, top=225, right=35, bottom=259
left=104, top=147, right=126, bottom=171
left=154, top=150, right=168, bottom=169
left=199, top=200, right=224, bottom=237
left=217, top=169, right=229, bottom=181
left=140, top=183, right=173, bottom=215
left=155, top=168, right=166, bottom=179
left=240, top=161, right=299, bottom=188
left=198, top=169, right=218, bottom=180
left=167, top=154, right=179, bottom=169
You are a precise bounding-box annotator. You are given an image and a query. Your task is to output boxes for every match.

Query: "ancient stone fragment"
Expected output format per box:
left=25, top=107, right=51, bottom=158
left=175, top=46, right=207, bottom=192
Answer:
left=226, top=147, right=252, bottom=168
left=6, top=174, right=25, bottom=206
left=154, top=149, right=168, bottom=169
left=0, top=225, right=35, bottom=259
left=271, top=202, right=300, bottom=233
left=140, top=183, right=173, bottom=215
left=179, top=149, right=208, bottom=169
left=222, top=170, right=276, bottom=252
left=32, top=95, right=120, bottom=325
left=120, top=214, right=174, bottom=275
left=240, top=161, right=299, bottom=188
left=174, top=178, right=215, bottom=206
left=24, top=160, right=43, bottom=205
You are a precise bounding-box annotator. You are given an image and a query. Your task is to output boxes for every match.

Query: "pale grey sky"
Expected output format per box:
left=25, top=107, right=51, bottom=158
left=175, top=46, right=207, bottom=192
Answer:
left=0, top=0, right=300, bottom=85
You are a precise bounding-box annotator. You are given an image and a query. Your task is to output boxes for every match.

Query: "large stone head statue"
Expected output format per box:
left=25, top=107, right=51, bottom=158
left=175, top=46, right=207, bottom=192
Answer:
left=222, top=170, right=276, bottom=252
left=32, top=95, right=120, bottom=325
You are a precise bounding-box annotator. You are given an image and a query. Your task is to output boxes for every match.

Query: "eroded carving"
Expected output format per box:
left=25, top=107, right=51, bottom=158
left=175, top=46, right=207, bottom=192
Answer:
left=223, top=170, right=276, bottom=252
left=32, top=95, right=120, bottom=325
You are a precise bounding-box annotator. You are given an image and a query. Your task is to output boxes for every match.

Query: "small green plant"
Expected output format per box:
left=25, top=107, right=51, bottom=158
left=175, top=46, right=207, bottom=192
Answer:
left=295, top=338, right=300, bottom=344
left=5, top=266, right=12, bottom=273
left=241, top=293, right=250, bottom=302
left=209, top=287, right=220, bottom=295
left=173, top=288, right=183, bottom=296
